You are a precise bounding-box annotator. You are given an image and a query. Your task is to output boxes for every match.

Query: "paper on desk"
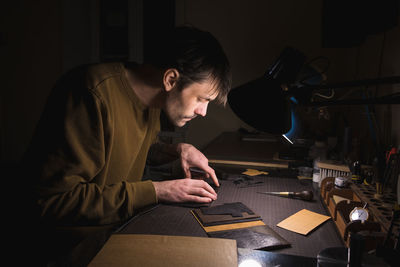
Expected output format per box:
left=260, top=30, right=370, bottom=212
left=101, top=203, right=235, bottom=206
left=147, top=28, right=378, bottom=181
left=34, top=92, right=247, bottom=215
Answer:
left=88, top=234, right=237, bottom=267
left=277, top=209, right=330, bottom=235
left=242, top=169, right=269, bottom=176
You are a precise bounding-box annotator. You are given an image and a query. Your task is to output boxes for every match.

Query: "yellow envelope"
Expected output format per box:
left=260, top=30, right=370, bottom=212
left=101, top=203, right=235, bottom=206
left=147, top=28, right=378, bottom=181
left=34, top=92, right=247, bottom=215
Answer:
left=277, top=209, right=330, bottom=235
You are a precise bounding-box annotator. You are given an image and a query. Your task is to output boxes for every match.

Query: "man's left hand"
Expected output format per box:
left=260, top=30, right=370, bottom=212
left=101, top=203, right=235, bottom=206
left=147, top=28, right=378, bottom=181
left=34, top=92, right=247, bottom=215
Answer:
left=176, top=143, right=219, bottom=187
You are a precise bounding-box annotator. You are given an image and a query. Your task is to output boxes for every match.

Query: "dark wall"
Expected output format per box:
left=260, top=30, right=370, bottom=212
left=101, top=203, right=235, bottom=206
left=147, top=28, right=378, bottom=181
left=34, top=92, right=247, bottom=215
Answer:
left=179, top=0, right=400, bottom=160
left=1, top=0, right=399, bottom=167
left=0, top=0, right=176, bottom=165
left=1, top=0, right=63, bottom=163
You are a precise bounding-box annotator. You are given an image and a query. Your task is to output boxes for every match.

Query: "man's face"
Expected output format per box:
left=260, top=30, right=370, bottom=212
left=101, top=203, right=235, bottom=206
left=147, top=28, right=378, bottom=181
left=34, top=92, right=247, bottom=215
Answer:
left=164, top=78, right=218, bottom=127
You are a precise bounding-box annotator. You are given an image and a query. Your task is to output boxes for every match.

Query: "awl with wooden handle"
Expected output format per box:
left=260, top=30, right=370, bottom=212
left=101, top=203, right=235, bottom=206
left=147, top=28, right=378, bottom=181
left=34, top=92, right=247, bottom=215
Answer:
left=257, top=190, right=313, bottom=201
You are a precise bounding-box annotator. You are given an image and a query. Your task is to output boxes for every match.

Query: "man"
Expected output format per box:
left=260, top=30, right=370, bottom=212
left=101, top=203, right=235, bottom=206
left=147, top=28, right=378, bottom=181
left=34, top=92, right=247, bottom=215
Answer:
left=21, top=26, right=231, bottom=264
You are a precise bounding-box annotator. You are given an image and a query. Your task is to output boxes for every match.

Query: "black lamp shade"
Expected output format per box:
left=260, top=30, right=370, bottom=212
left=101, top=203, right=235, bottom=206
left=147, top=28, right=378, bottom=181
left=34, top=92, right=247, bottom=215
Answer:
left=228, top=76, right=292, bottom=135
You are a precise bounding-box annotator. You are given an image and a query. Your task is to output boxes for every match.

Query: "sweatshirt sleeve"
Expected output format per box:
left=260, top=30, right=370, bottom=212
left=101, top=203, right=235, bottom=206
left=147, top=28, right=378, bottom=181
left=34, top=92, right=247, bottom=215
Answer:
left=27, top=83, right=157, bottom=226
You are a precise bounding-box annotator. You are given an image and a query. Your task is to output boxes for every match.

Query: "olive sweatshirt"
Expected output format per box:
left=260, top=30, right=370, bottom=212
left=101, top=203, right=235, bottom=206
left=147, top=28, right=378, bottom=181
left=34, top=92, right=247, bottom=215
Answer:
left=24, top=62, right=160, bottom=227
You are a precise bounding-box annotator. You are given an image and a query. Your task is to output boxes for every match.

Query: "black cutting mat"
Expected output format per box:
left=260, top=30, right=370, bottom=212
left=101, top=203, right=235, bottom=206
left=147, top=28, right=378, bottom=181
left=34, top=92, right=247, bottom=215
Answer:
left=118, top=172, right=344, bottom=258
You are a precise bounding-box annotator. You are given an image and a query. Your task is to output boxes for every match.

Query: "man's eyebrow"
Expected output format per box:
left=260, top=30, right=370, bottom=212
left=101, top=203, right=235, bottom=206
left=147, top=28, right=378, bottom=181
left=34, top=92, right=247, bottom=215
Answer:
left=203, top=96, right=218, bottom=102
left=202, top=93, right=218, bottom=101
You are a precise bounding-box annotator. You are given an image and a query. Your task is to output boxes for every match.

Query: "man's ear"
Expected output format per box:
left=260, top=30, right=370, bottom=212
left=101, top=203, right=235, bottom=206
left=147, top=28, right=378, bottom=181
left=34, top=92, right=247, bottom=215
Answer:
left=163, top=68, right=180, bottom=92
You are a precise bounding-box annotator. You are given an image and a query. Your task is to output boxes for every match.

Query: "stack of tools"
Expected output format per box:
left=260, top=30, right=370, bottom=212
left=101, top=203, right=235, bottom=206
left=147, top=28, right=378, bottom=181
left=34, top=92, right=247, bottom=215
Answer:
left=373, top=148, right=399, bottom=196
left=380, top=148, right=399, bottom=195
left=316, top=161, right=351, bottom=182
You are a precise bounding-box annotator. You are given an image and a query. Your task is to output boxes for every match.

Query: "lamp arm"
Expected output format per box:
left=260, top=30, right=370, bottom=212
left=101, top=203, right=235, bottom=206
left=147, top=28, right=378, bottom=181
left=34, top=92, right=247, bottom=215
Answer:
left=299, top=76, right=400, bottom=91
left=290, top=75, right=400, bottom=106
left=303, top=94, right=400, bottom=106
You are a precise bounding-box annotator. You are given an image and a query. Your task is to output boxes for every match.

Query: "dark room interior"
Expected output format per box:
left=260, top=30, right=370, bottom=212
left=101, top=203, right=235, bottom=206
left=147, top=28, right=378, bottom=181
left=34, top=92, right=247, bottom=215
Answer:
left=2, top=0, right=399, bottom=266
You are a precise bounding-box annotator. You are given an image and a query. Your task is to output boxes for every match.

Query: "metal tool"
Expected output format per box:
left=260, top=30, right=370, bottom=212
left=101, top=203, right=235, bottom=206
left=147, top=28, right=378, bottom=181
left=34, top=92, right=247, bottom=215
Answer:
left=257, top=190, right=313, bottom=201
left=349, top=203, right=369, bottom=222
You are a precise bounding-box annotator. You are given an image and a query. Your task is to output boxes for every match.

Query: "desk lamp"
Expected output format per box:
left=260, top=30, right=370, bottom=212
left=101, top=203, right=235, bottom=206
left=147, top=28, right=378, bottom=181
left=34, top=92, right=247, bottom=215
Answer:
left=228, top=47, right=400, bottom=137
left=228, top=47, right=306, bottom=136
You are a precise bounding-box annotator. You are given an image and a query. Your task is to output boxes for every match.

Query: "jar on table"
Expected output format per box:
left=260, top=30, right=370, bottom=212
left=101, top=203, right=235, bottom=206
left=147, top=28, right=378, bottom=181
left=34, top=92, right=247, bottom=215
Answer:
left=309, top=141, right=327, bottom=186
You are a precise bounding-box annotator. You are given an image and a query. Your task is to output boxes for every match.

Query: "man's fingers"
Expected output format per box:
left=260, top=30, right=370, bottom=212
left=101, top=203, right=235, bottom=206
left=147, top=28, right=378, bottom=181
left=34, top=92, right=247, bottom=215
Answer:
left=185, top=195, right=213, bottom=203
left=184, top=169, right=192, bottom=179
left=154, top=178, right=218, bottom=204
left=182, top=162, right=192, bottom=178
left=188, top=179, right=217, bottom=198
left=204, top=166, right=219, bottom=187
left=188, top=166, right=219, bottom=187
left=191, top=185, right=217, bottom=200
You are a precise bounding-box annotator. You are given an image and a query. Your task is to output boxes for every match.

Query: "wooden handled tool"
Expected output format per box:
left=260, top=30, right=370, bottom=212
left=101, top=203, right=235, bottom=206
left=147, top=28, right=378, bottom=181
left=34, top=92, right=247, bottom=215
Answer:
left=257, top=190, right=314, bottom=201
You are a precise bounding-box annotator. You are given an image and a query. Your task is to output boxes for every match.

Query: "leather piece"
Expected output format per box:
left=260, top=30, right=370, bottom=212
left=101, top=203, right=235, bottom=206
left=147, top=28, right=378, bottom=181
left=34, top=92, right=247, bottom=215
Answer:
left=208, top=225, right=290, bottom=251
left=200, top=202, right=255, bottom=217
left=193, top=202, right=261, bottom=226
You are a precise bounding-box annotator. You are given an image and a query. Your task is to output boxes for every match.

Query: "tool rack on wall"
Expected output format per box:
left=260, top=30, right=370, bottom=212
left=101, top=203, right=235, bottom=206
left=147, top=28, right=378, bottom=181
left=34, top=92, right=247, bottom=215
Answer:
left=320, top=177, right=399, bottom=251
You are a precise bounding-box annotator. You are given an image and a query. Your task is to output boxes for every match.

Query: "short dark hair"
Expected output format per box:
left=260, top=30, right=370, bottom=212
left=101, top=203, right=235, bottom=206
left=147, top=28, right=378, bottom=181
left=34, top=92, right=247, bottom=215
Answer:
left=146, top=26, right=231, bottom=105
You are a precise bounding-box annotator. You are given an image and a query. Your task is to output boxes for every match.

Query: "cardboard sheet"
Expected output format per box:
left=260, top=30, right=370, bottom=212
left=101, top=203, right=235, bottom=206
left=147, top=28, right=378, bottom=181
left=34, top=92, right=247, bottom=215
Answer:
left=276, top=209, right=330, bottom=235
left=88, top=234, right=237, bottom=267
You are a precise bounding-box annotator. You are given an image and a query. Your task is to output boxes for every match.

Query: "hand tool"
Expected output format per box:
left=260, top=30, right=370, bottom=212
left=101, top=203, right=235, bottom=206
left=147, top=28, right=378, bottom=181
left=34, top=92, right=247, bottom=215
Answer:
left=257, top=190, right=313, bottom=201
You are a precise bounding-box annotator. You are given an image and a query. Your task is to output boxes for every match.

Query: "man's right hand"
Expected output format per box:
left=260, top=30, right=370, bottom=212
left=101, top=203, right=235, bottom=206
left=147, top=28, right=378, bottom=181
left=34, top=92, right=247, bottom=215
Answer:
left=153, top=179, right=217, bottom=203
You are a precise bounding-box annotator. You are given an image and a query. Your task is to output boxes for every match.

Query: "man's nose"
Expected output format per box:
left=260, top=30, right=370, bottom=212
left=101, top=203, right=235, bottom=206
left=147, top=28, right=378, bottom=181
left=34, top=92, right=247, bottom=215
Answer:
left=195, top=102, right=208, bottom=117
